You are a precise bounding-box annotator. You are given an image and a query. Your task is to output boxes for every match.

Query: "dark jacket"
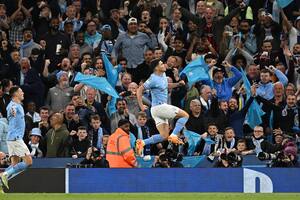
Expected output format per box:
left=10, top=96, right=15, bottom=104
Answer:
left=17, top=68, right=45, bottom=109
left=45, top=124, right=70, bottom=157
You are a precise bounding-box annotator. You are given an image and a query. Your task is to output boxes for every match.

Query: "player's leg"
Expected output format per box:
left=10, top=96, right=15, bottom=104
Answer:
left=1, top=140, right=31, bottom=189
left=136, top=123, right=169, bottom=156
left=154, top=104, right=188, bottom=144
left=170, top=108, right=189, bottom=136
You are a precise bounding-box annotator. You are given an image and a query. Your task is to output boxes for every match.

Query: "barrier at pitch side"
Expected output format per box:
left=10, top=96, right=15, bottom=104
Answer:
left=68, top=168, right=300, bottom=193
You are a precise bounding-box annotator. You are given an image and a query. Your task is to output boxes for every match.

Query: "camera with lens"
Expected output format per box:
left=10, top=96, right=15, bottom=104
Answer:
left=219, top=152, right=243, bottom=167
left=154, top=149, right=183, bottom=168
left=257, top=151, right=283, bottom=161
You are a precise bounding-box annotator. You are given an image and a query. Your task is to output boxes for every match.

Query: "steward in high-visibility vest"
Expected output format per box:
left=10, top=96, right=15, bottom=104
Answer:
left=106, top=119, right=137, bottom=168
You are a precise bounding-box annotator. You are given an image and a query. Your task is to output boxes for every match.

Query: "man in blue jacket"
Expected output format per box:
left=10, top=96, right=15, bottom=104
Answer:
left=256, top=66, right=288, bottom=100
left=210, top=61, right=242, bottom=101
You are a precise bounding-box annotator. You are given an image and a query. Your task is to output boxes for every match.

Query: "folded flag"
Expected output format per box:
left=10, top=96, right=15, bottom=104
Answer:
left=183, top=129, right=201, bottom=156
left=180, top=56, right=211, bottom=85
left=75, top=72, right=119, bottom=98
left=102, top=52, right=119, bottom=87
left=240, top=69, right=265, bottom=129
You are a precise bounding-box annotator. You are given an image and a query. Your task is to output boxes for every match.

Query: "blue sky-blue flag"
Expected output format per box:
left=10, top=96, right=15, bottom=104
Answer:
left=180, top=56, right=211, bottom=85
left=276, top=0, right=293, bottom=8
left=102, top=52, right=119, bottom=87
left=75, top=72, right=119, bottom=98
left=183, top=130, right=201, bottom=156
left=241, top=69, right=265, bottom=129
left=203, top=137, right=215, bottom=145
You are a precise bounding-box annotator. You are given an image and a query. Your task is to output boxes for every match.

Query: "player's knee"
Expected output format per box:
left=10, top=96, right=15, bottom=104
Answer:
left=24, top=156, right=33, bottom=166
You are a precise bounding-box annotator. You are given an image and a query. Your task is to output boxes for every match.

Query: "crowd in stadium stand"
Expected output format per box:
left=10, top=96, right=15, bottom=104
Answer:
left=0, top=0, right=300, bottom=168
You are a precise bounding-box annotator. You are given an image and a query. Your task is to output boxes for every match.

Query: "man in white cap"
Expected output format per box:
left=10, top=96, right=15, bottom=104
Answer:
left=112, top=17, right=157, bottom=74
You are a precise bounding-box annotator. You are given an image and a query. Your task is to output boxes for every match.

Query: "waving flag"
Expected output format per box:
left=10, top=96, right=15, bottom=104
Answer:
left=183, top=130, right=201, bottom=156
left=102, top=52, right=120, bottom=87
left=276, top=0, right=293, bottom=8
left=180, top=56, right=211, bottom=85
left=241, top=69, right=265, bottom=129
left=75, top=72, right=119, bottom=98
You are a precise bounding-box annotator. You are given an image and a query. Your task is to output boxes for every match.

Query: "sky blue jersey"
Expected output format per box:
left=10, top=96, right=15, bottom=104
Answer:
left=144, top=73, right=168, bottom=107
left=6, top=100, right=25, bottom=141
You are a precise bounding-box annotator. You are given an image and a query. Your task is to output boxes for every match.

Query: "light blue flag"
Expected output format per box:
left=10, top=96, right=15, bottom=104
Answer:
left=74, top=72, right=119, bottom=98
left=183, top=130, right=201, bottom=156
left=180, top=56, right=211, bottom=85
left=276, top=0, right=293, bottom=8
left=240, top=69, right=265, bottom=129
left=130, top=132, right=136, bottom=149
left=203, top=137, right=215, bottom=145
left=102, top=52, right=119, bottom=87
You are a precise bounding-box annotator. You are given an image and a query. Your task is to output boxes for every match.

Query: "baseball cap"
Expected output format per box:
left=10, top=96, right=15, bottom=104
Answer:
left=128, top=17, right=137, bottom=25
left=101, top=24, right=111, bottom=31
left=30, top=128, right=42, bottom=137
left=212, top=67, right=223, bottom=77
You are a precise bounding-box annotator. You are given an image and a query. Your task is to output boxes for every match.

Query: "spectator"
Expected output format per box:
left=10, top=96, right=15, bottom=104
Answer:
left=132, top=111, right=152, bottom=155
left=25, top=101, right=41, bottom=123
left=41, top=17, right=71, bottom=72
left=63, top=103, right=80, bottom=132
left=221, top=127, right=238, bottom=151
left=247, top=125, right=282, bottom=154
left=195, top=123, right=222, bottom=156
left=45, top=112, right=70, bottom=157
left=8, top=1, right=31, bottom=45
left=0, top=115, right=8, bottom=153
left=85, top=87, right=110, bottom=130
left=109, top=98, right=137, bottom=133
left=59, top=5, right=83, bottom=32
left=17, top=57, right=45, bottom=109
left=37, top=106, right=50, bottom=137
left=106, top=119, right=137, bottom=168
left=89, top=114, right=109, bottom=154
left=209, top=60, right=242, bottom=101
left=84, top=20, right=102, bottom=49
left=112, top=17, right=156, bottom=71
left=177, top=1, right=246, bottom=50
left=19, top=28, right=41, bottom=58
left=69, top=126, right=90, bottom=159
left=27, top=128, right=45, bottom=158
left=256, top=67, right=288, bottom=100
left=46, top=70, right=74, bottom=112
left=185, top=99, right=206, bottom=134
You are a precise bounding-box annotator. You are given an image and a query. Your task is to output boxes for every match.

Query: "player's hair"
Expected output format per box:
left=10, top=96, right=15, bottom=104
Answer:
left=9, top=86, right=20, bottom=97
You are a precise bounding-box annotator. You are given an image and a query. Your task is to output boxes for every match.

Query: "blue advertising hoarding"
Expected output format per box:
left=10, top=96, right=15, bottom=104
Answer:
left=68, top=168, right=300, bottom=193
